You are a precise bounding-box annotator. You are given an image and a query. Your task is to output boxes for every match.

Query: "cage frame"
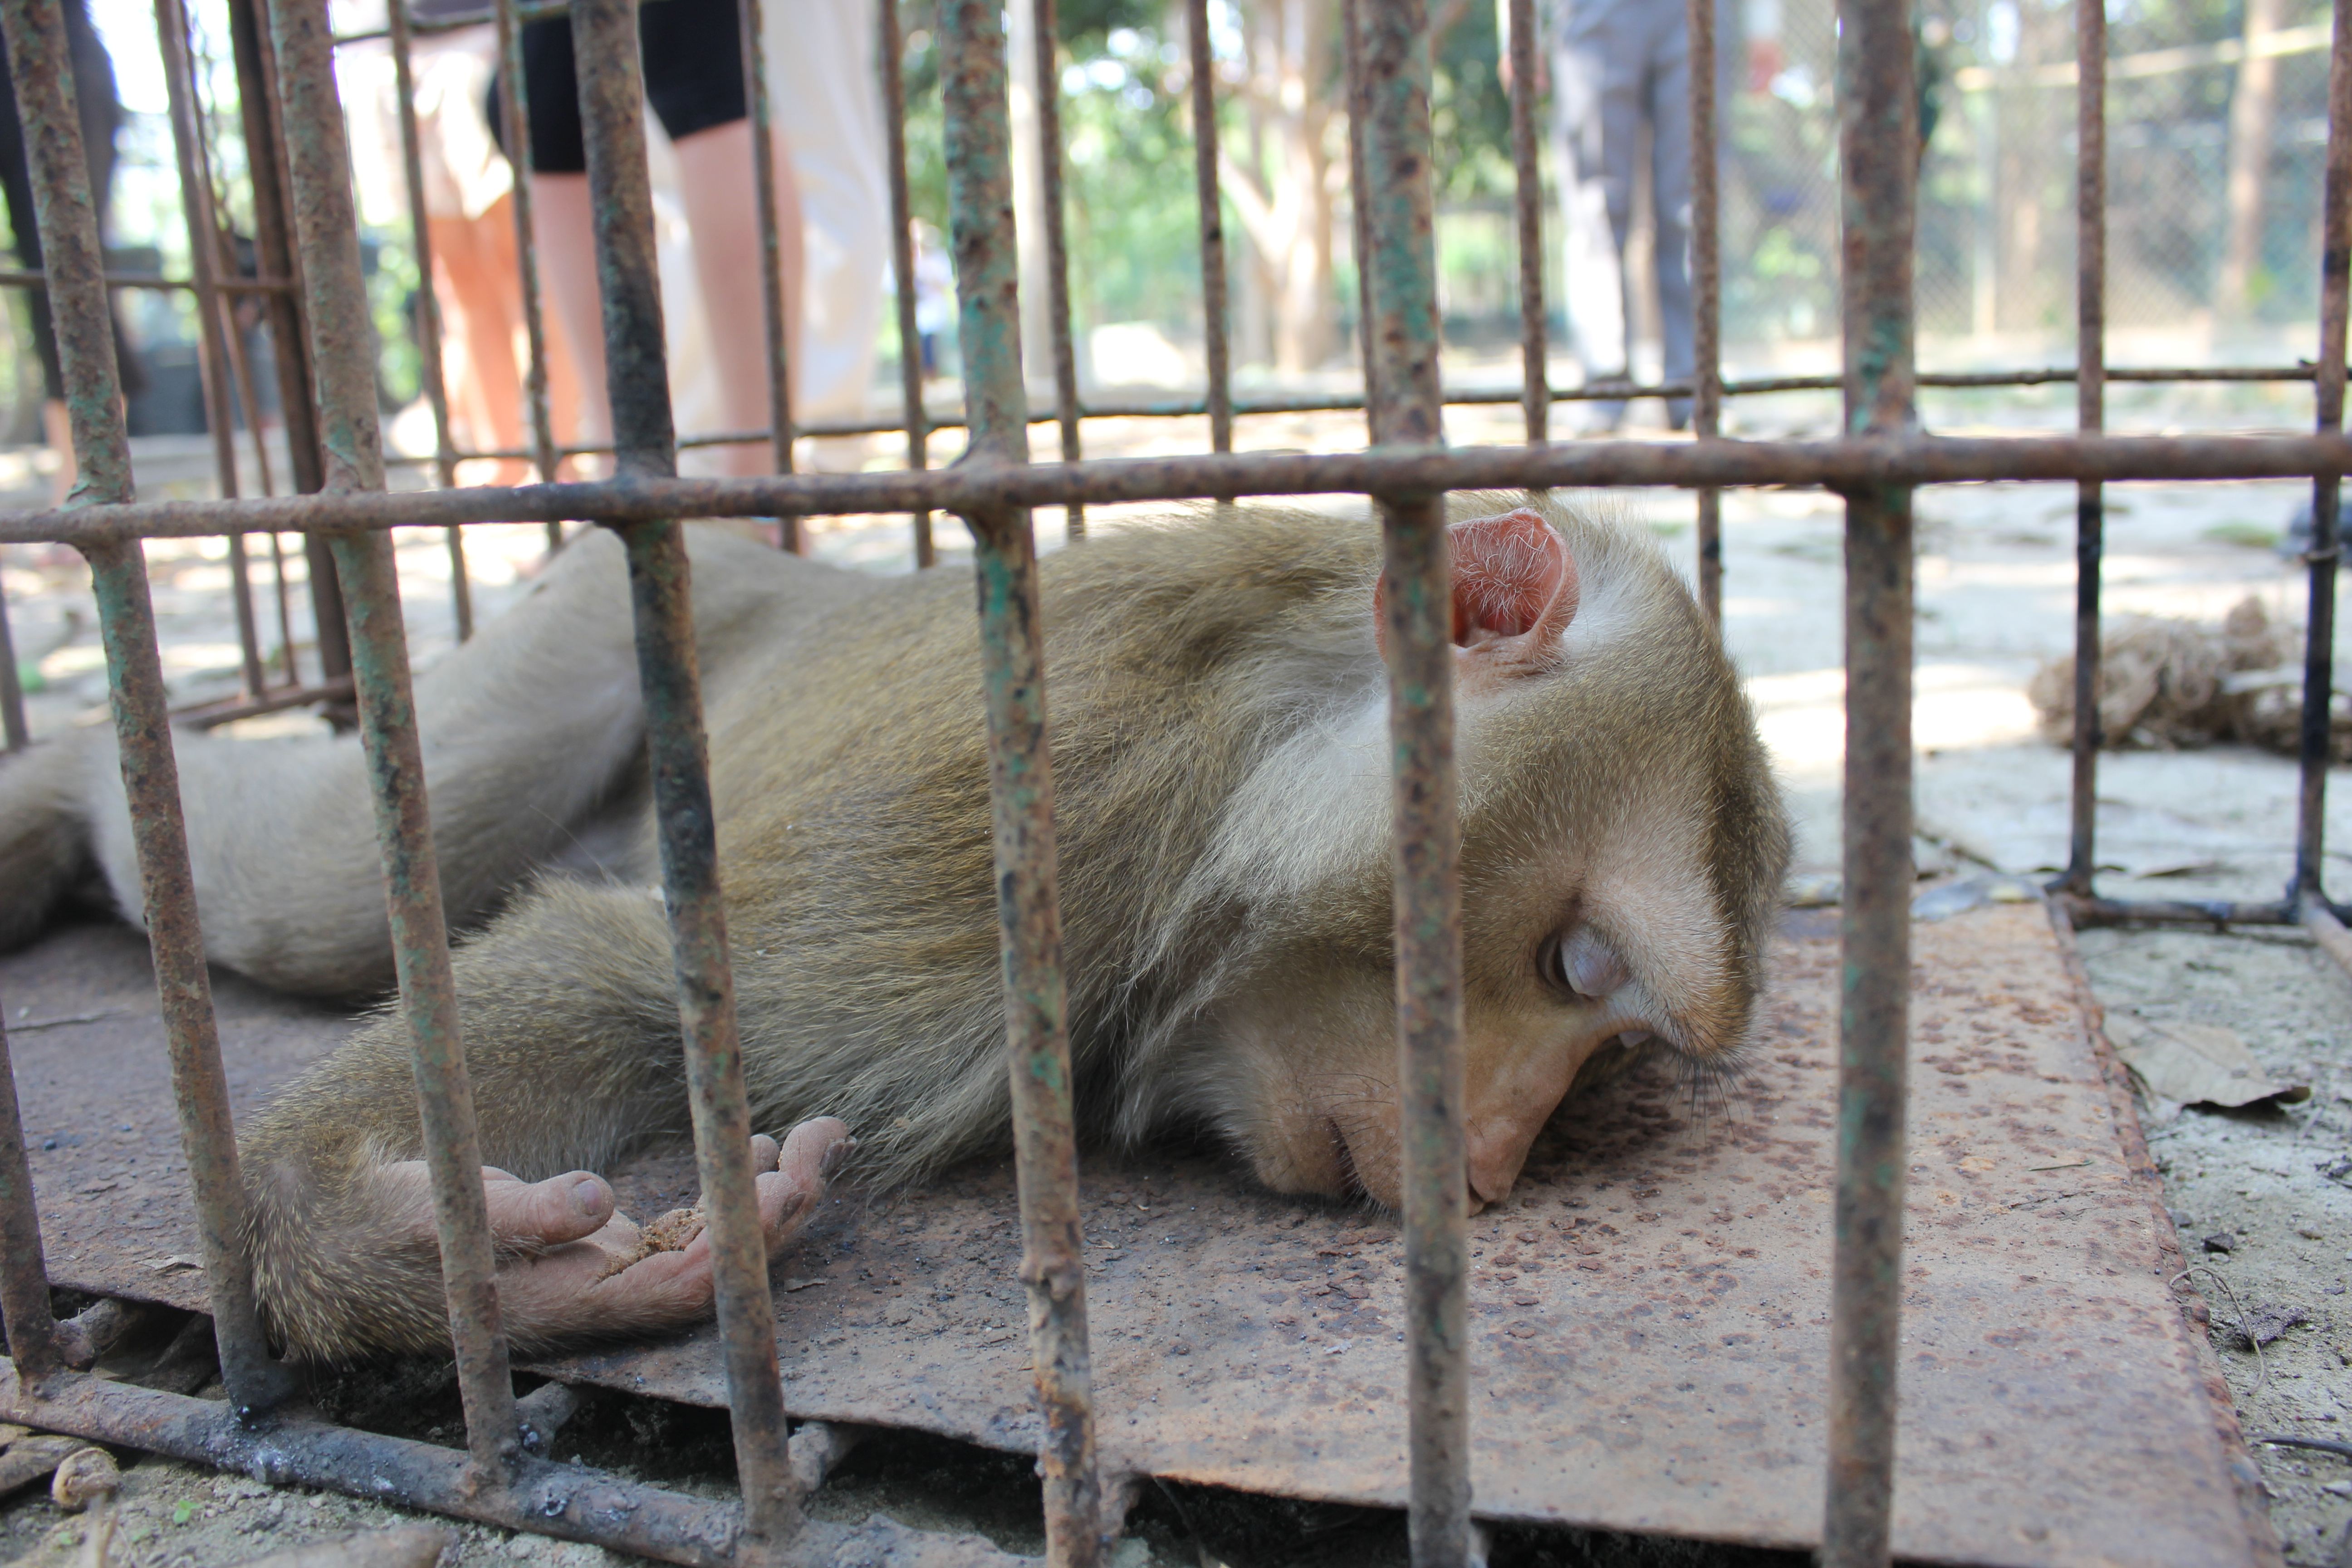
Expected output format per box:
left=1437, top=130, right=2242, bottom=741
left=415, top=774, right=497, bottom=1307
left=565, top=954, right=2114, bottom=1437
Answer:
left=0, top=0, right=2343, bottom=1563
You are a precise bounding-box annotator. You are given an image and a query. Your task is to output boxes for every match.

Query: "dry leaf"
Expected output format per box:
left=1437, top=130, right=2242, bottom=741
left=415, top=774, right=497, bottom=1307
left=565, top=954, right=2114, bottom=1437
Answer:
left=2106, top=1013, right=2310, bottom=1110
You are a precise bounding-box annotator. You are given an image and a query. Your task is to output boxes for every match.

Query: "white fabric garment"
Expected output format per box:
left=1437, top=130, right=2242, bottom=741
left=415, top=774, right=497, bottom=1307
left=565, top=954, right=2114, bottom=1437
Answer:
left=337, top=22, right=512, bottom=226
left=665, top=0, right=889, bottom=452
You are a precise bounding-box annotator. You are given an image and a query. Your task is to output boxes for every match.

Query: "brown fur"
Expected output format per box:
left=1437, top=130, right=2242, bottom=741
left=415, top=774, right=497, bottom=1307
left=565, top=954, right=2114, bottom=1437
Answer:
left=2, top=497, right=1788, bottom=1358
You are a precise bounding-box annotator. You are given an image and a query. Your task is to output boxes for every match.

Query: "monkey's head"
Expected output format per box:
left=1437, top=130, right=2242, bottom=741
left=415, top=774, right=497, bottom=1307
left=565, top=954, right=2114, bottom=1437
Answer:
left=1166, top=495, right=1790, bottom=1212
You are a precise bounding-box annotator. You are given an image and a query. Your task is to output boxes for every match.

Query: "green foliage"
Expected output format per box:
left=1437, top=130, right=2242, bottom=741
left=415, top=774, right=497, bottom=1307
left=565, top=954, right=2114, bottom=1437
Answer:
left=1431, top=1, right=1515, bottom=201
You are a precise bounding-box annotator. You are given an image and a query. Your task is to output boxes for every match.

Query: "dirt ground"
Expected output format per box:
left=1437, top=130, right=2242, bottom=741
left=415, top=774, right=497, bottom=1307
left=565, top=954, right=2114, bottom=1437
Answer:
left=1, top=369, right=2348, bottom=1564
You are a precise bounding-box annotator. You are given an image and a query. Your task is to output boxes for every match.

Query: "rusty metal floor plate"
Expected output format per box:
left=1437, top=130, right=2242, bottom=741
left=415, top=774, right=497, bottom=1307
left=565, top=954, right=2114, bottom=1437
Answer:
left=3, top=906, right=2267, bottom=1566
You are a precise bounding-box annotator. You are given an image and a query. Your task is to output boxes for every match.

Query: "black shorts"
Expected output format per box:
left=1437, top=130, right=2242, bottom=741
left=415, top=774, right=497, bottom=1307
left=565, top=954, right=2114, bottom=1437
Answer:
left=488, top=0, right=748, bottom=176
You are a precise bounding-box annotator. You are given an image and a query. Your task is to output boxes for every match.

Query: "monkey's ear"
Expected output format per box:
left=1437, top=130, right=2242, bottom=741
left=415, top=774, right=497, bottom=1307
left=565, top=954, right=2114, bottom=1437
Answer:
left=1377, top=507, right=1579, bottom=686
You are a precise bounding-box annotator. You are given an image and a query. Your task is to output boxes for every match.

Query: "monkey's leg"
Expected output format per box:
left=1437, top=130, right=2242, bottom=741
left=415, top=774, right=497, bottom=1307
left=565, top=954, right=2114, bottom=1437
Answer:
left=0, top=734, right=99, bottom=951
left=240, top=880, right=852, bottom=1358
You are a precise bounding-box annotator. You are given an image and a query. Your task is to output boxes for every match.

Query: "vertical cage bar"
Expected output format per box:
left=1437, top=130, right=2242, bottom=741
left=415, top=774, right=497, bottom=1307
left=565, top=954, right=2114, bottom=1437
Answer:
left=0, top=588, right=29, bottom=749
left=1343, top=0, right=1383, bottom=443
left=937, top=3, right=1100, bottom=1562
left=1823, top=0, right=1918, bottom=1553
left=269, top=532, right=299, bottom=683
left=1032, top=0, right=1084, bottom=538
left=383, top=0, right=474, bottom=639
left=83, top=538, right=289, bottom=1410
left=325, top=531, right=517, bottom=1468
left=1185, top=0, right=1232, bottom=461
left=227, top=0, right=353, bottom=690
left=880, top=0, right=933, bottom=567
left=152, top=0, right=253, bottom=716
left=154, top=0, right=270, bottom=693
left=1507, top=0, right=1545, bottom=448
left=1360, top=2, right=1468, bottom=1566
left=227, top=534, right=268, bottom=694
left=0, top=1011, right=60, bottom=1374
left=568, top=0, right=799, bottom=1544
left=738, top=0, right=799, bottom=550
left=492, top=0, right=562, bottom=526
left=269, top=0, right=519, bottom=1467
left=0, top=0, right=286, bottom=1408
left=2060, top=0, right=2106, bottom=896
left=2297, top=0, right=2350, bottom=912
left=1686, top=0, right=1722, bottom=622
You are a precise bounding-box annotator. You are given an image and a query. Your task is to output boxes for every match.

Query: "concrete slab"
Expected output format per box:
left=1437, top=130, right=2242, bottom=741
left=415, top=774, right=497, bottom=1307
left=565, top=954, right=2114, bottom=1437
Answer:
left=0, top=904, right=2274, bottom=1566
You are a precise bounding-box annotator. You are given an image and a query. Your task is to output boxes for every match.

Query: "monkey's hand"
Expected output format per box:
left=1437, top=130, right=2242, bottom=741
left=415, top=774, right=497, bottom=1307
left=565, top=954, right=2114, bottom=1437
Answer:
left=366, top=1118, right=853, bottom=1348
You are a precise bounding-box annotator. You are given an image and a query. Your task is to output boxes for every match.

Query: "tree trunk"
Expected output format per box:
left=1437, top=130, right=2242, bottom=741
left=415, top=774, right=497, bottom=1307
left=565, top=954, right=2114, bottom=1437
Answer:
left=2217, top=0, right=2288, bottom=316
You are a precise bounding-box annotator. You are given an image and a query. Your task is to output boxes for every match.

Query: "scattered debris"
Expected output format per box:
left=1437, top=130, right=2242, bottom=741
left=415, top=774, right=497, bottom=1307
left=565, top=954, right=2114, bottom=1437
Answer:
left=224, top=1524, right=452, bottom=1568
left=0, top=1430, right=88, bottom=1497
left=2028, top=596, right=2350, bottom=760
left=50, top=1447, right=119, bottom=1512
left=2205, top=1233, right=2239, bottom=1255
left=2227, top=1303, right=2313, bottom=1351
left=594, top=1205, right=707, bottom=1280
left=2105, top=1011, right=2310, bottom=1113
left=1911, top=876, right=2043, bottom=922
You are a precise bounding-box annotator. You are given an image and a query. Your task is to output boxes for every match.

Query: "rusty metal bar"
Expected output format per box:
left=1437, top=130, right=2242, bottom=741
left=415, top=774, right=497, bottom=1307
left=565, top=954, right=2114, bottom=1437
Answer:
left=328, top=532, right=518, bottom=1466
left=365, top=359, right=2352, bottom=461
left=1358, top=1, right=1468, bottom=1564
left=937, top=1, right=1099, bottom=1561
left=1186, top=0, right=1232, bottom=463
left=1033, top=0, right=1084, bottom=537
left=568, top=0, right=799, bottom=1544
left=0, top=591, right=26, bottom=747
left=156, top=0, right=276, bottom=695
left=228, top=0, right=350, bottom=692
left=2059, top=0, right=2107, bottom=897
left=0, top=1009, right=60, bottom=1374
left=492, top=0, right=562, bottom=536
left=1507, top=0, right=1545, bottom=450
left=21, top=430, right=2352, bottom=544
left=2296, top=0, right=2351, bottom=913
left=83, top=538, right=290, bottom=1413
left=2304, top=900, right=2352, bottom=979
left=0, top=267, right=291, bottom=291
left=153, top=0, right=245, bottom=520
left=1344, top=0, right=1381, bottom=442
left=0, top=0, right=287, bottom=1412
left=269, top=531, right=299, bottom=682
left=227, top=534, right=269, bottom=694
left=1687, top=0, right=1722, bottom=621
left=174, top=0, right=271, bottom=668
left=1823, top=0, right=1919, bottom=1551
left=879, top=0, right=933, bottom=566
left=270, top=0, right=520, bottom=1466
left=382, top=0, right=474, bottom=638
left=738, top=0, right=799, bottom=550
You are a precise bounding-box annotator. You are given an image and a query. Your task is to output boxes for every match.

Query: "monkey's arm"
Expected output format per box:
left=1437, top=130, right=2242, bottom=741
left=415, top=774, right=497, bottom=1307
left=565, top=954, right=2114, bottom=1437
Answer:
left=239, top=878, right=850, bottom=1359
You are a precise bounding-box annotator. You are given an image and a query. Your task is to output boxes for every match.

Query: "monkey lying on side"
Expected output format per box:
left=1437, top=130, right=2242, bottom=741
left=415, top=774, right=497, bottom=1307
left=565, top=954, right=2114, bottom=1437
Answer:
left=0, top=495, right=1789, bottom=1360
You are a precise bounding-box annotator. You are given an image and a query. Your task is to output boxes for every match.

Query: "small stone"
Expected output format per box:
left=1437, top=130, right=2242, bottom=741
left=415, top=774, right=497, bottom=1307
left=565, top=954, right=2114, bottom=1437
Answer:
left=1170, top=1342, right=1191, bottom=1356
left=2203, top=1233, right=2236, bottom=1254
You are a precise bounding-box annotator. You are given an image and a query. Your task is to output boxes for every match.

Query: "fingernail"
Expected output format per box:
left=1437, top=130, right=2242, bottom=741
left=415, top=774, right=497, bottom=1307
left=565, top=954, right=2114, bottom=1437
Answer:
left=572, top=1179, right=605, bottom=1216
left=819, top=1137, right=858, bottom=1179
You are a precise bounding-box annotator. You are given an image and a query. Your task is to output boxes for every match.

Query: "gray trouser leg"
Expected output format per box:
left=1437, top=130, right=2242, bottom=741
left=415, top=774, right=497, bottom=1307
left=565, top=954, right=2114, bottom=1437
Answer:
left=1554, top=8, right=1643, bottom=421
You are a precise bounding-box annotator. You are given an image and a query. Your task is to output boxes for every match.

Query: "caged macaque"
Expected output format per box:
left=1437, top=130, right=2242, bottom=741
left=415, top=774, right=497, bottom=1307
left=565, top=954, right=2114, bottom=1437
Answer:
left=0, top=495, right=1789, bottom=1360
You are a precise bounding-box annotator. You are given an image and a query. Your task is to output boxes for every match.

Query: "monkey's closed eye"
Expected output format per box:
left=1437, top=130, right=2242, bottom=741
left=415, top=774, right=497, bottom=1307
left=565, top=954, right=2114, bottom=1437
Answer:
left=1546, top=929, right=1630, bottom=1001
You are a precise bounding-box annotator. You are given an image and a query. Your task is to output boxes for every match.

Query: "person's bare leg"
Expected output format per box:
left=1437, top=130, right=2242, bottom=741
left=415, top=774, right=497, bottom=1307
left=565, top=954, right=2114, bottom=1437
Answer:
left=430, top=204, right=532, bottom=487
left=530, top=171, right=612, bottom=459
left=42, top=398, right=74, bottom=505
left=670, top=118, right=804, bottom=479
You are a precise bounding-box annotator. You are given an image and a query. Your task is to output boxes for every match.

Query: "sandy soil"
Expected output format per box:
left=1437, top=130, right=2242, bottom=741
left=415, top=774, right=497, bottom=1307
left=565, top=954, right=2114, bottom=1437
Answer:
left=1, top=371, right=2347, bottom=1564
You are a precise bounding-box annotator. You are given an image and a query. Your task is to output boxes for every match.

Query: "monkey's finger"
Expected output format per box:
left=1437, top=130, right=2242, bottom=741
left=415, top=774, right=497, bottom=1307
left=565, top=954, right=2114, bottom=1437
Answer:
left=776, top=1117, right=854, bottom=1187
left=482, top=1170, right=617, bottom=1247
left=748, top=1134, right=780, bottom=1173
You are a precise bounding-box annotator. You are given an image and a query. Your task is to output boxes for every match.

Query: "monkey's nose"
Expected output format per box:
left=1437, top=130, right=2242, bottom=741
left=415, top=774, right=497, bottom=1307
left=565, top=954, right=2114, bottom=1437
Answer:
left=1466, top=1126, right=1535, bottom=1207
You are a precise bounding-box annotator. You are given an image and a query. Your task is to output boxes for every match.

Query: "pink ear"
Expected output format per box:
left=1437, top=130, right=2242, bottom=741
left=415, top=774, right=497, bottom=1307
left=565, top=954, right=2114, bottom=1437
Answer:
left=1377, top=508, right=1579, bottom=682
